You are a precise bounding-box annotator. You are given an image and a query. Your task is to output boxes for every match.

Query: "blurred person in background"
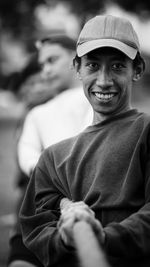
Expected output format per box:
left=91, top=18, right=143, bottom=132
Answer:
left=14, top=55, right=54, bottom=111
left=8, top=33, right=92, bottom=267
left=7, top=50, right=55, bottom=267
left=8, top=49, right=63, bottom=117
left=17, top=34, right=92, bottom=177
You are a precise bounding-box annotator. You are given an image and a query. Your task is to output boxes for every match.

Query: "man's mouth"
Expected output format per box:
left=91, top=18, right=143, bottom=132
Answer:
left=93, top=92, right=116, bottom=101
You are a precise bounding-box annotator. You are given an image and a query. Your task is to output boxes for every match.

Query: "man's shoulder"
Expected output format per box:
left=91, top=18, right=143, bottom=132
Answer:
left=26, top=86, right=92, bottom=126
left=27, top=87, right=85, bottom=115
left=138, top=111, right=150, bottom=123
left=40, top=134, right=80, bottom=163
left=49, top=87, right=88, bottom=109
left=133, top=110, right=150, bottom=134
left=47, top=134, right=79, bottom=153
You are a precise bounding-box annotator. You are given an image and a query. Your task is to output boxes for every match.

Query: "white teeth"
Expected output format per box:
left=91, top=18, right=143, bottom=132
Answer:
left=94, top=93, right=115, bottom=100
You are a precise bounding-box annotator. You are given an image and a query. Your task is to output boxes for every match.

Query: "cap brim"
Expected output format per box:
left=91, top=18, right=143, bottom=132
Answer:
left=77, top=39, right=137, bottom=59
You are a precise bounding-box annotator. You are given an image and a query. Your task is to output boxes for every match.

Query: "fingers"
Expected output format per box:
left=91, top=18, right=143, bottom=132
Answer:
left=58, top=200, right=94, bottom=247
left=61, top=200, right=95, bottom=217
left=58, top=200, right=104, bottom=247
left=60, top=201, right=96, bottom=230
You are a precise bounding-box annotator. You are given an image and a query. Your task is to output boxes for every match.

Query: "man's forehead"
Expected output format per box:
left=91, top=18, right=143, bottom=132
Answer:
left=39, top=42, right=65, bottom=53
left=38, top=43, right=66, bottom=62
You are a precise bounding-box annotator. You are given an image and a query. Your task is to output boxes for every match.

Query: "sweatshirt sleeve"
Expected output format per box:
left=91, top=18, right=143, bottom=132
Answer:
left=19, top=150, right=74, bottom=267
left=104, top=151, right=150, bottom=259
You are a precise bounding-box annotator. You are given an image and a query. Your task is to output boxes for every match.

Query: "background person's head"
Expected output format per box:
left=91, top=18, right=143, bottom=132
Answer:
left=10, top=53, right=54, bottom=110
left=73, top=15, right=145, bottom=120
left=36, top=34, right=80, bottom=95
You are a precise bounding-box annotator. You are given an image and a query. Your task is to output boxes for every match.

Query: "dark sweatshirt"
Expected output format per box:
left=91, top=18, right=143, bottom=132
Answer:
left=20, top=109, right=150, bottom=267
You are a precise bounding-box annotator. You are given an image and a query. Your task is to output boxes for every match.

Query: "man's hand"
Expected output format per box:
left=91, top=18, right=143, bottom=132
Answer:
left=58, top=199, right=105, bottom=248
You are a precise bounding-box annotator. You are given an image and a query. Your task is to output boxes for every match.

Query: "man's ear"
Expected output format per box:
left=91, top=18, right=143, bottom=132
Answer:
left=74, top=61, right=82, bottom=80
left=132, top=61, right=145, bottom=82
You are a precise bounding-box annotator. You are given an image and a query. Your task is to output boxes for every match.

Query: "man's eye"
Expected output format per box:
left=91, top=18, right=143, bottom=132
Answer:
left=86, top=62, right=99, bottom=70
left=112, top=63, right=125, bottom=70
left=48, top=56, right=58, bottom=64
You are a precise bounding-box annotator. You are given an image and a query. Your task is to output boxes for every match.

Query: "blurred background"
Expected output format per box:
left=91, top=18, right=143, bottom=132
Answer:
left=0, top=0, right=150, bottom=266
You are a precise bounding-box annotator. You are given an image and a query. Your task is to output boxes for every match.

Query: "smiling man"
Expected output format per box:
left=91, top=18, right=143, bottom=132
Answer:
left=20, top=15, right=150, bottom=267
left=75, top=47, right=135, bottom=121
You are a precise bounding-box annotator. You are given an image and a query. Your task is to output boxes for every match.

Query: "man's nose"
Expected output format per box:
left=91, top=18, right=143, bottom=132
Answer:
left=41, top=63, right=52, bottom=79
left=96, top=68, right=113, bottom=89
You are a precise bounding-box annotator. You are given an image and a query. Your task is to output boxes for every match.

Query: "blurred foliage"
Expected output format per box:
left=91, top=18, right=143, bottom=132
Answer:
left=52, top=0, right=150, bottom=18
left=0, top=0, right=150, bottom=38
left=0, top=0, right=43, bottom=35
left=113, top=0, right=150, bottom=15
left=55, top=0, right=105, bottom=18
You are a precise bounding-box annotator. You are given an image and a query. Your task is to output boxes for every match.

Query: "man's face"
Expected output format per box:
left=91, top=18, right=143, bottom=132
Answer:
left=78, top=47, right=137, bottom=120
left=38, top=43, right=75, bottom=94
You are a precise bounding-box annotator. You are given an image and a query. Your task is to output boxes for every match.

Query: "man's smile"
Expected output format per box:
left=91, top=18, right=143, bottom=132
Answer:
left=92, top=92, right=117, bottom=102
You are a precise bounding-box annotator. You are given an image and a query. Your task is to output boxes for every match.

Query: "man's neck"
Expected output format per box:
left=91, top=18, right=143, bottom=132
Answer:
left=92, top=106, right=132, bottom=125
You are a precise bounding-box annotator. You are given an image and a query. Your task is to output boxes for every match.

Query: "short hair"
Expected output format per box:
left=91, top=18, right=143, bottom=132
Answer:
left=133, top=52, right=145, bottom=71
left=36, top=34, right=76, bottom=51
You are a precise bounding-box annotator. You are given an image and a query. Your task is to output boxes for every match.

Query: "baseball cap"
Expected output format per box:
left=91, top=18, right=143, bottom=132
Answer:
left=77, top=15, right=140, bottom=59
